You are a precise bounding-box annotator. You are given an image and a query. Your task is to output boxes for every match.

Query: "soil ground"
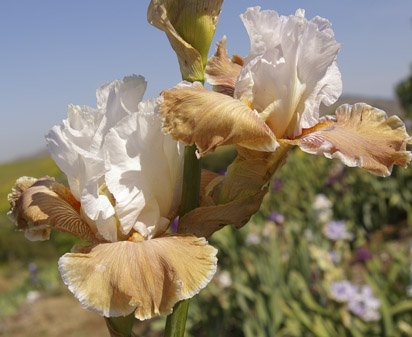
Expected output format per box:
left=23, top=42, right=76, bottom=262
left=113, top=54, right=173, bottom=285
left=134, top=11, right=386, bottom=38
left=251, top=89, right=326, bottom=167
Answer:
left=0, top=291, right=160, bottom=337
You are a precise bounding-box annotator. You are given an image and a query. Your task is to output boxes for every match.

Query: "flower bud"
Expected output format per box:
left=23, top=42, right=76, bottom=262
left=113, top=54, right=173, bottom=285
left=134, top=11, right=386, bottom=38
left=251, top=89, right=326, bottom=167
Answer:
left=148, top=0, right=223, bottom=81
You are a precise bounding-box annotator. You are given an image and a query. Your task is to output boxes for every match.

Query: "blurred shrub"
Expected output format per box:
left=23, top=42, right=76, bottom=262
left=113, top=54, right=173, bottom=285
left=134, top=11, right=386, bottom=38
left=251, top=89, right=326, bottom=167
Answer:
left=396, top=67, right=412, bottom=118
left=187, top=149, right=412, bottom=337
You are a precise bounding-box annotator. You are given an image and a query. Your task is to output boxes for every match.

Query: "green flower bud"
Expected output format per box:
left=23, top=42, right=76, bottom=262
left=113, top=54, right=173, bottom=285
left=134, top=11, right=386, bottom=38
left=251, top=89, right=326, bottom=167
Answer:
left=148, top=0, right=223, bottom=82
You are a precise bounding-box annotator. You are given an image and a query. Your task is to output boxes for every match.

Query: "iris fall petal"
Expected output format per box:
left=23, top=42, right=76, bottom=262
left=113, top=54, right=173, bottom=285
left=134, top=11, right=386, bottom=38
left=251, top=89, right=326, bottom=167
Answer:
left=291, top=103, right=412, bottom=176
left=59, top=236, right=217, bottom=320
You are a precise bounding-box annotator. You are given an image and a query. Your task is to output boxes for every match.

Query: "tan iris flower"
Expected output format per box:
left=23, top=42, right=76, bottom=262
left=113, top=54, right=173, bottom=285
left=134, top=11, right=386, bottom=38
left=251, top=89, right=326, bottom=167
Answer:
left=8, top=75, right=217, bottom=320
left=159, top=8, right=411, bottom=236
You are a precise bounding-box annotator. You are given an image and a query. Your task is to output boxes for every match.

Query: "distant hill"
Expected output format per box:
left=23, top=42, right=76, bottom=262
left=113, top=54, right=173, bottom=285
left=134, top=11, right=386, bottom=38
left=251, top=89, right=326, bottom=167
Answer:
left=321, top=95, right=404, bottom=116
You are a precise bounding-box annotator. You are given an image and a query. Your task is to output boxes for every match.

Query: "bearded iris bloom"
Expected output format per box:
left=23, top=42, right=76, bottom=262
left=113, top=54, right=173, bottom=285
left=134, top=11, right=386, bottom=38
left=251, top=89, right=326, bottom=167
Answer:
left=161, top=7, right=411, bottom=176
left=8, top=75, right=217, bottom=320
left=158, top=7, right=411, bottom=238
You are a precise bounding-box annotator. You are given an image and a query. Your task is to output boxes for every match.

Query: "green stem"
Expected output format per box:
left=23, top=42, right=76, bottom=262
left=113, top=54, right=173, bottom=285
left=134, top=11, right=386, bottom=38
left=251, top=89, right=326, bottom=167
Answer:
left=178, top=145, right=202, bottom=217
left=165, top=145, right=201, bottom=337
left=105, top=314, right=135, bottom=337
left=164, top=298, right=191, bottom=337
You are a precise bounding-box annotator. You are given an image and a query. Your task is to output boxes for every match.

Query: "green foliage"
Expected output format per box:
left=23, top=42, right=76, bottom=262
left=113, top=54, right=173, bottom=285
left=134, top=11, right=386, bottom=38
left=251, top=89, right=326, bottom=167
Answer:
left=186, top=149, right=412, bottom=337
left=396, top=68, right=412, bottom=117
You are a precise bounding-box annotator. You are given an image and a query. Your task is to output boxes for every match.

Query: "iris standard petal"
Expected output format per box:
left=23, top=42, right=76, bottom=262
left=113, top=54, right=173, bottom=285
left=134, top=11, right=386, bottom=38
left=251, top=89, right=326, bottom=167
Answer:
left=205, top=36, right=243, bottom=97
left=236, top=7, right=341, bottom=138
left=105, top=98, right=184, bottom=238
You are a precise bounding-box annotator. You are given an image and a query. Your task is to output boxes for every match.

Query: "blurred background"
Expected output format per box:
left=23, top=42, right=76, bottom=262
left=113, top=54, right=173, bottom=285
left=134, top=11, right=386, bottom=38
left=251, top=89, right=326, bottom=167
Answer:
left=1, top=1, right=412, bottom=336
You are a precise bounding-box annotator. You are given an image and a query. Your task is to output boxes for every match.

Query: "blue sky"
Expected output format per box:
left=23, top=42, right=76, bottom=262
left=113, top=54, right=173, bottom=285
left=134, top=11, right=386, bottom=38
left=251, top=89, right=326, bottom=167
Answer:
left=0, top=0, right=411, bottom=162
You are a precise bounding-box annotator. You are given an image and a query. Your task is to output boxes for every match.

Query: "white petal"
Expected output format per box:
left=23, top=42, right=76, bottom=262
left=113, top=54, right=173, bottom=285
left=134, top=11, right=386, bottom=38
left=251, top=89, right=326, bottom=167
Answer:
left=46, top=75, right=147, bottom=240
left=105, top=98, right=184, bottom=238
left=236, top=7, right=341, bottom=138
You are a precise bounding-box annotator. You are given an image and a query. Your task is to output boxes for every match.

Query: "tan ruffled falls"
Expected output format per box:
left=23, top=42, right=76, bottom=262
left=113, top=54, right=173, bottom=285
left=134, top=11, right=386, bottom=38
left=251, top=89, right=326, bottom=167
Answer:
left=8, top=176, right=218, bottom=320
left=8, top=177, right=96, bottom=242
left=59, top=236, right=217, bottom=320
left=286, top=103, right=412, bottom=176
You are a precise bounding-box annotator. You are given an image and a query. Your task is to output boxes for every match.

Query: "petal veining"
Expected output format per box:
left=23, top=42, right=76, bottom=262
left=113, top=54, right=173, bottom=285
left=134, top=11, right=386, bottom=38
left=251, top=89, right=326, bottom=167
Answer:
left=46, top=75, right=147, bottom=241
left=8, top=177, right=96, bottom=242
left=160, top=82, right=278, bottom=156
left=59, top=236, right=217, bottom=319
left=291, top=103, right=412, bottom=176
left=205, top=36, right=243, bottom=97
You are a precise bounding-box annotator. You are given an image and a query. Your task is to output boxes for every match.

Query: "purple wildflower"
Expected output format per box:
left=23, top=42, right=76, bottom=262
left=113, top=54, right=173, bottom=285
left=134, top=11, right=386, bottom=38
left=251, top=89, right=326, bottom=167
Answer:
left=355, top=247, right=372, bottom=262
left=348, top=285, right=381, bottom=321
left=323, top=220, right=353, bottom=241
left=271, top=178, right=283, bottom=192
left=268, top=211, right=285, bottom=224
left=330, top=280, right=356, bottom=302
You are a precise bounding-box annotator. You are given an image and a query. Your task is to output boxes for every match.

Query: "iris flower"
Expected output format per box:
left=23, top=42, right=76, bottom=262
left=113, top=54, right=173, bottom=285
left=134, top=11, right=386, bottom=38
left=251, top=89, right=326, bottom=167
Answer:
left=159, top=7, right=411, bottom=237
left=8, top=75, right=217, bottom=320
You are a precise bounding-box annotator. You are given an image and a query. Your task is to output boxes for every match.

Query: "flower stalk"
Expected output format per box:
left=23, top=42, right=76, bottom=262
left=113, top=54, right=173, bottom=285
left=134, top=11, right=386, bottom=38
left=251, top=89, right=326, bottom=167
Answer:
left=163, top=70, right=204, bottom=337
left=105, top=315, right=135, bottom=337
left=148, top=1, right=223, bottom=335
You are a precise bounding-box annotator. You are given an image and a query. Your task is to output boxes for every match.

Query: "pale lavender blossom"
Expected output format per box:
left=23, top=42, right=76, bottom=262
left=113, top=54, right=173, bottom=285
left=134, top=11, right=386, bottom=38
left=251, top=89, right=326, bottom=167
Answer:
left=215, top=270, right=232, bottom=288
left=245, top=232, right=261, bottom=246
left=313, top=194, right=332, bottom=211
left=329, top=250, right=341, bottom=264
left=330, top=280, right=356, bottom=302
left=268, top=211, right=284, bottom=224
left=348, top=285, right=381, bottom=321
left=331, top=281, right=381, bottom=322
left=323, top=220, right=353, bottom=241
left=313, top=194, right=333, bottom=223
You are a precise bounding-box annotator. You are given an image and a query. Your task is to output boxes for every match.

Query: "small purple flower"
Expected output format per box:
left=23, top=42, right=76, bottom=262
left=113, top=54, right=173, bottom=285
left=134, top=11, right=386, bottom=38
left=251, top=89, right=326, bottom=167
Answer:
left=348, top=285, right=381, bottom=321
left=329, top=250, right=341, bottom=264
left=348, top=297, right=367, bottom=317
left=271, top=178, right=283, bottom=192
left=331, top=281, right=381, bottom=321
left=28, top=262, right=39, bottom=285
left=245, top=232, right=261, bottom=246
left=323, top=220, right=353, bottom=241
left=330, top=280, right=356, bottom=302
left=355, top=247, right=372, bottom=263
left=268, top=211, right=284, bottom=224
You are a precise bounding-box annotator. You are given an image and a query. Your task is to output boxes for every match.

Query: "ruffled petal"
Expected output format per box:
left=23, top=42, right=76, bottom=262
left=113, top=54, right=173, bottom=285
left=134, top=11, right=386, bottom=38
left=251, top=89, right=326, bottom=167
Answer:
left=46, top=75, right=147, bottom=241
left=205, top=36, right=243, bottom=96
left=104, top=98, right=184, bottom=238
left=236, top=7, right=341, bottom=138
left=290, top=103, right=412, bottom=176
left=8, top=177, right=96, bottom=242
left=160, top=82, right=278, bottom=156
left=58, top=236, right=217, bottom=319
